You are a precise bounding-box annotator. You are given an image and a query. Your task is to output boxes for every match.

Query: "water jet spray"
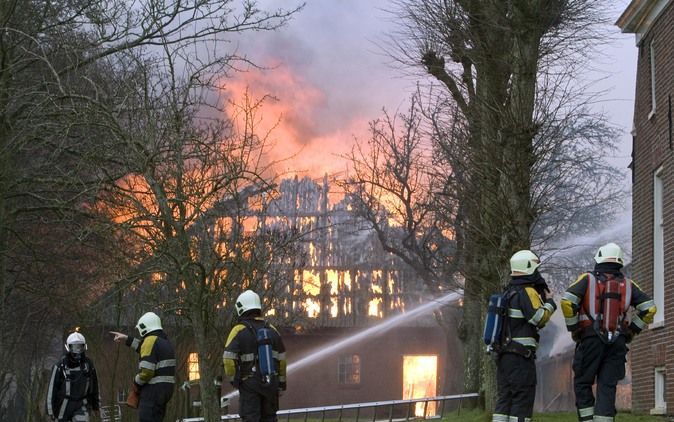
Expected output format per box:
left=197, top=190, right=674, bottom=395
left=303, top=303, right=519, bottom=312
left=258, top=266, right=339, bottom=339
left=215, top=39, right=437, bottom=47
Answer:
left=223, top=291, right=461, bottom=400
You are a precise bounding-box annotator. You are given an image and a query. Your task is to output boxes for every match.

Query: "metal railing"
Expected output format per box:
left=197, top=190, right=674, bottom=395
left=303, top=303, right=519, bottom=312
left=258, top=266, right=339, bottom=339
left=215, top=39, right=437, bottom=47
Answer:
left=101, top=404, right=122, bottom=422
left=179, top=393, right=479, bottom=422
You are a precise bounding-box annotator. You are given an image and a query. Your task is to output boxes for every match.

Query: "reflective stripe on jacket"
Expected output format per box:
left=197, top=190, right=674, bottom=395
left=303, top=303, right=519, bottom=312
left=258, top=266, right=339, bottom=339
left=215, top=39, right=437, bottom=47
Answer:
left=127, top=330, right=176, bottom=386
left=506, top=285, right=554, bottom=351
left=223, top=316, right=287, bottom=384
left=561, top=273, right=657, bottom=334
left=46, top=356, right=100, bottom=418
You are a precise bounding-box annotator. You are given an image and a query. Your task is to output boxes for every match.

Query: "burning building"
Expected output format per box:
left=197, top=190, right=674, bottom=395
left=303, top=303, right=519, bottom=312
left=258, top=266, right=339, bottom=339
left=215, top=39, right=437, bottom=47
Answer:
left=89, top=175, right=463, bottom=419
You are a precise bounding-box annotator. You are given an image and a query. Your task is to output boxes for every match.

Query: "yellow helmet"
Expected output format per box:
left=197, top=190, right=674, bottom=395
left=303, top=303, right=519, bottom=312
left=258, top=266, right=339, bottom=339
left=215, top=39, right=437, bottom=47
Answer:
left=510, top=250, right=540, bottom=276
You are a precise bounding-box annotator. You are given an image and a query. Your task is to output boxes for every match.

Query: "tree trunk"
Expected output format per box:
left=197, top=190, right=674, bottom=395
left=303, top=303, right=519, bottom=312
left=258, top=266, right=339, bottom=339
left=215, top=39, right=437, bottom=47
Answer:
left=461, top=281, right=483, bottom=398
left=193, top=312, right=222, bottom=422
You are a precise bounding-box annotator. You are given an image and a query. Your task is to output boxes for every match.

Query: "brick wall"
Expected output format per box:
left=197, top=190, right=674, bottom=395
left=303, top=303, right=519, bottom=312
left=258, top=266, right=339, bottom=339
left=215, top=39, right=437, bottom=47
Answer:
left=630, top=0, right=674, bottom=414
left=247, top=324, right=464, bottom=412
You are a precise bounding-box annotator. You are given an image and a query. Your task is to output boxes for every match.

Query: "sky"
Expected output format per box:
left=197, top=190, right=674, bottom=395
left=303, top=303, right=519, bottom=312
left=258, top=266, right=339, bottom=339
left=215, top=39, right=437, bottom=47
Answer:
left=226, top=0, right=638, bottom=253
left=227, top=0, right=638, bottom=177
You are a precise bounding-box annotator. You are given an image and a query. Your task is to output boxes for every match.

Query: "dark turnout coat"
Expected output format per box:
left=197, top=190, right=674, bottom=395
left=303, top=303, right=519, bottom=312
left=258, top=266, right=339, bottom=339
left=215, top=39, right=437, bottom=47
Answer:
left=46, top=355, right=100, bottom=420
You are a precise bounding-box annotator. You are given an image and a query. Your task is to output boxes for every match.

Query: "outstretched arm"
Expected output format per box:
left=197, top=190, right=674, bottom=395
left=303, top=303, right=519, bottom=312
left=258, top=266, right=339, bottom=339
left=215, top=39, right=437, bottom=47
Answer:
left=110, top=331, right=128, bottom=343
left=110, top=331, right=143, bottom=352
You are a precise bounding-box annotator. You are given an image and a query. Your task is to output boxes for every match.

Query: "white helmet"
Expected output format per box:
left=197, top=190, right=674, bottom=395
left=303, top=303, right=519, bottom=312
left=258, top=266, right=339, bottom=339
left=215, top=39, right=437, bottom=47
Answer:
left=235, top=290, right=261, bottom=316
left=65, top=332, right=87, bottom=359
left=594, top=242, right=624, bottom=265
left=510, top=250, right=540, bottom=276
left=136, top=312, right=162, bottom=337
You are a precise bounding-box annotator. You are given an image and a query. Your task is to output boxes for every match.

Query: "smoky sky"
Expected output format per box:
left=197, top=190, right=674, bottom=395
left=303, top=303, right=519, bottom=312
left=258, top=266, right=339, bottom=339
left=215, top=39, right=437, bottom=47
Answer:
left=229, top=0, right=413, bottom=148
left=227, top=0, right=636, bottom=172
left=225, top=0, right=636, bottom=243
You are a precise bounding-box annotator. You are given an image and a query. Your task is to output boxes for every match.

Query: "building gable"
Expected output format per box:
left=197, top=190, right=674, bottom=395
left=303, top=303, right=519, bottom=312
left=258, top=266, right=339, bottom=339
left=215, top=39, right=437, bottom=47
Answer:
left=617, top=0, right=673, bottom=44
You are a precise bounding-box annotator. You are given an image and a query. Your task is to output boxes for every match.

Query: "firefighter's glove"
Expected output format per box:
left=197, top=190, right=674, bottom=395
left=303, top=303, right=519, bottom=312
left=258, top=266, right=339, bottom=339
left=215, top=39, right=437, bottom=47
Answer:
left=544, top=298, right=557, bottom=312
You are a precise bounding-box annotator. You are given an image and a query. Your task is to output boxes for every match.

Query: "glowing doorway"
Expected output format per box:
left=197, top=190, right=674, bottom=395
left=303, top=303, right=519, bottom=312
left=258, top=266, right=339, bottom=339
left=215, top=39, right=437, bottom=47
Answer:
left=402, top=355, right=437, bottom=417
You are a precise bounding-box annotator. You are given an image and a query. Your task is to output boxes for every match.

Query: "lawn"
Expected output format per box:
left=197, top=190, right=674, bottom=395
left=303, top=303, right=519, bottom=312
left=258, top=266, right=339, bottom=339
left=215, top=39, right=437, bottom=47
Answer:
left=443, top=409, right=668, bottom=421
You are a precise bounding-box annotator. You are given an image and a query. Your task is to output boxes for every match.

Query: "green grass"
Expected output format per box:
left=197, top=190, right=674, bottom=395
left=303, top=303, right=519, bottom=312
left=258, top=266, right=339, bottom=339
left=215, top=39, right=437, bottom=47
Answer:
left=442, top=409, right=668, bottom=421
left=281, top=410, right=668, bottom=422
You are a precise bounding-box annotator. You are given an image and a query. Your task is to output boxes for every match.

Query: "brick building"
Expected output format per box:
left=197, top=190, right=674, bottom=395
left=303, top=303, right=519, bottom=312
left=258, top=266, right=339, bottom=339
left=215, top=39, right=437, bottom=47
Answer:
left=617, top=0, right=674, bottom=415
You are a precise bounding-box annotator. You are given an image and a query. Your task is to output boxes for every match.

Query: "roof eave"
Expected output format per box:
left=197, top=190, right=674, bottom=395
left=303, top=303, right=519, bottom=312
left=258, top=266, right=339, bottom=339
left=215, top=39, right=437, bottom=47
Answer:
left=616, top=0, right=672, bottom=44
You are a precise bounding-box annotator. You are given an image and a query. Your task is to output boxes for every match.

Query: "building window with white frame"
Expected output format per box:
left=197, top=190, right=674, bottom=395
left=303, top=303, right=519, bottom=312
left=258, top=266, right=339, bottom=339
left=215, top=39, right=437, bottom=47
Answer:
left=653, top=167, right=664, bottom=325
left=649, top=40, right=656, bottom=118
left=652, top=366, right=666, bottom=415
left=116, top=387, right=128, bottom=403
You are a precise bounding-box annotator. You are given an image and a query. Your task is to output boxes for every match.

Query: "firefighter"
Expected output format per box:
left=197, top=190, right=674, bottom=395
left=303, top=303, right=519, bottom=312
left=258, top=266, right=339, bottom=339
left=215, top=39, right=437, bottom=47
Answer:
left=46, top=331, right=100, bottom=421
left=223, top=290, right=287, bottom=422
left=561, top=242, right=657, bottom=422
left=493, top=250, right=557, bottom=422
left=110, top=312, right=176, bottom=422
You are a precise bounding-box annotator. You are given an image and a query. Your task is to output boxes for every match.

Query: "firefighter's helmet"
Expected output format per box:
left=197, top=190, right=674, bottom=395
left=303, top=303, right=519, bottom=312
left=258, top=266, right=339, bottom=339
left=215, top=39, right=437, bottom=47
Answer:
left=510, top=250, right=541, bottom=276
left=136, top=312, right=162, bottom=337
left=594, top=242, right=624, bottom=265
left=235, top=290, right=262, bottom=316
left=65, top=332, right=87, bottom=361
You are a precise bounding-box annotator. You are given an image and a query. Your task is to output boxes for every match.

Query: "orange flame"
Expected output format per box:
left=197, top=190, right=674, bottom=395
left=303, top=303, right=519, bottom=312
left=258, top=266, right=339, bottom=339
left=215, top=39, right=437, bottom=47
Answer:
left=223, top=61, right=370, bottom=178
left=403, top=355, right=437, bottom=417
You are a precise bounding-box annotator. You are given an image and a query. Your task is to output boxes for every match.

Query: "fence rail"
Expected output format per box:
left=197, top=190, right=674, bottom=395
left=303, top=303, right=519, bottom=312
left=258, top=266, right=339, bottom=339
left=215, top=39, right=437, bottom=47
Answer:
left=179, top=393, right=480, bottom=422
left=101, top=404, right=122, bottom=422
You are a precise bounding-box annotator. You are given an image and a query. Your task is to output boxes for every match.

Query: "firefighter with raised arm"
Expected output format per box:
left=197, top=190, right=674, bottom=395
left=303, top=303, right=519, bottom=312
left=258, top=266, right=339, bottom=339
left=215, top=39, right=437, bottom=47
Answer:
left=110, top=312, right=176, bottom=422
left=223, top=290, right=287, bottom=422
left=492, top=250, right=557, bottom=422
left=561, top=242, right=657, bottom=422
left=46, top=331, right=100, bottom=421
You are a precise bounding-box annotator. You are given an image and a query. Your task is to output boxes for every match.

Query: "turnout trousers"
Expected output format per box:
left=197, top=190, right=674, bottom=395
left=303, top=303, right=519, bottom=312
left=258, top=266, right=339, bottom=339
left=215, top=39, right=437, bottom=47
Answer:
left=239, top=376, right=280, bottom=422
left=138, top=383, right=174, bottom=422
left=572, top=335, right=627, bottom=422
left=55, top=402, right=90, bottom=421
left=493, top=352, right=536, bottom=422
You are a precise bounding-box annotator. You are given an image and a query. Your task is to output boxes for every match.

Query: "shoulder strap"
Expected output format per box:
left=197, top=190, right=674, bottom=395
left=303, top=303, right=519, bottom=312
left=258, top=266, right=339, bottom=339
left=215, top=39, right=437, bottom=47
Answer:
left=239, top=320, right=257, bottom=337
left=499, top=287, right=518, bottom=344
left=505, top=287, right=518, bottom=301
left=502, top=286, right=519, bottom=309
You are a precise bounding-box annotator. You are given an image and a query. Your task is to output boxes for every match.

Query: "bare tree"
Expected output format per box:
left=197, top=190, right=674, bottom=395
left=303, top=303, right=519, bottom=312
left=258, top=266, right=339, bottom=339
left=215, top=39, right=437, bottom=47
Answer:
left=352, top=9, right=624, bottom=404
left=0, top=1, right=302, bottom=419
left=343, top=92, right=466, bottom=395
left=388, top=0, right=621, bottom=407
left=345, top=95, right=460, bottom=290
left=90, top=39, right=303, bottom=417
